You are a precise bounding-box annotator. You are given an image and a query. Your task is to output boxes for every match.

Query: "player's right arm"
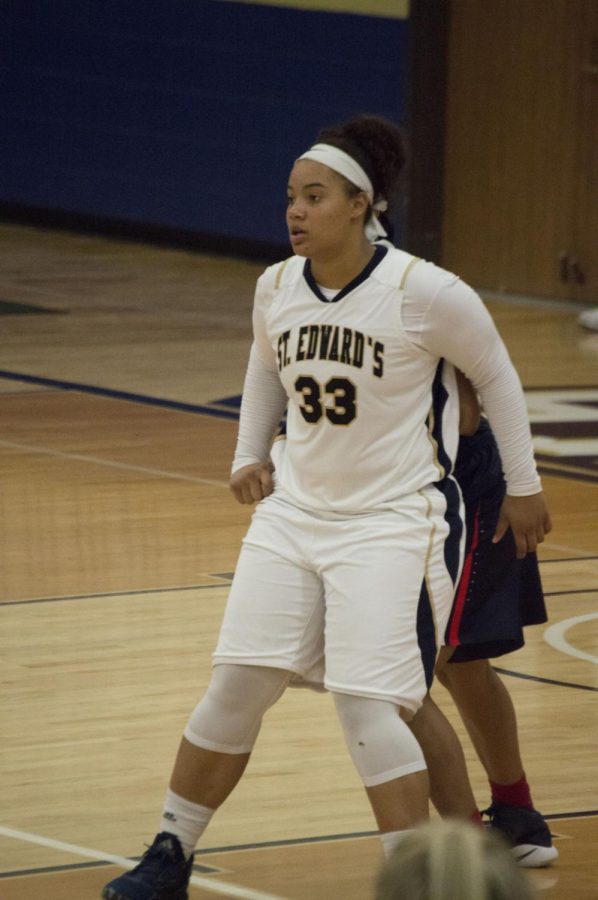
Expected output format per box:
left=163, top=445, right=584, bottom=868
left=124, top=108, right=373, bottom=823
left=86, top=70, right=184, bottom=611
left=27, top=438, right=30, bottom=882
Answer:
left=230, top=459, right=276, bottom=504
left=230, top=267, right=289, bottom=505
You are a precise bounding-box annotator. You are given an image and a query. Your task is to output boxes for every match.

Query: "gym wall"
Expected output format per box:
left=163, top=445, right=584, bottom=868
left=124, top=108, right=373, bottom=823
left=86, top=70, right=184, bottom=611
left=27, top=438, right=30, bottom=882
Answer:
left=1, top=0, right=412, bottom=256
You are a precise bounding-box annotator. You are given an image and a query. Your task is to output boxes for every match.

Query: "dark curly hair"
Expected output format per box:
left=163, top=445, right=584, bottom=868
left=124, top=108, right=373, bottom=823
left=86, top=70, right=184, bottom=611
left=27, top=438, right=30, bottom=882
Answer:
left=314, top=114, right=407, bottom=213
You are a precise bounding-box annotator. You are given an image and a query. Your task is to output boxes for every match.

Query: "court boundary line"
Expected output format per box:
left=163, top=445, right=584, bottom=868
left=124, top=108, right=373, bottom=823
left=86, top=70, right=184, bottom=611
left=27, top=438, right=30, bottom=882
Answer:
left=0, top=581, right=231, bottom=607
left=0, top=578, right=593, bottom=610
left=493, top=667, right=598, bottom=692
left=2, top=810, right=597, bottom=881
left=0, top=857, right=222, bottom=879
left=0, top=369, right=240, bottom=420
left=0, top=826, right=287, bottom=900
left=544, top=613, right=598, bottom=665
left=541, top=555, right=598, bottom=563
left=2, top=371, right=598, bottom=484
left=0, top=438, right=230, bottom=488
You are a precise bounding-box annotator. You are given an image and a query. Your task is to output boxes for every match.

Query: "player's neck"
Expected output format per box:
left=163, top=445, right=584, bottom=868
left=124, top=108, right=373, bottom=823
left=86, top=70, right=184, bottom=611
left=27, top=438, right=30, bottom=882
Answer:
left=309, top=239, right=375, bottom=291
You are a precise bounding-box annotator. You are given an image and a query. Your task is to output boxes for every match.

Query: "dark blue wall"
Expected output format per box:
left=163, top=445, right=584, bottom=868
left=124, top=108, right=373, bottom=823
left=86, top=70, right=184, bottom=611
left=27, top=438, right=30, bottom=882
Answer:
left=1, top=1, right=410, bottom=247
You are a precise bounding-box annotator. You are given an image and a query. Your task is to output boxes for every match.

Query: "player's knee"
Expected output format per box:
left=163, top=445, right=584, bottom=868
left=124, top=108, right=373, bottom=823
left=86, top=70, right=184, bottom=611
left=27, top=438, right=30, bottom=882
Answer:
left=184, top=664, right=291, bottom=754
left=332, top=692, right=426, bottom=786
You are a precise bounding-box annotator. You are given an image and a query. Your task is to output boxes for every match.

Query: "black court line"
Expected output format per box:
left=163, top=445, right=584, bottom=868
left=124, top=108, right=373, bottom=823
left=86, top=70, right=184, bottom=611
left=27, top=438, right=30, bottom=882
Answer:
left=525, top=385, right=598, bottom=391
left=493, top=667, right=598, bottom=693
left=0, top=370, right=240, bottom=421
left=537, top=463, right=598, bottom=485
left=0, top=859, right=222, bottom=880
left=0, top=299, right=64, bottom=315
left=0, top=580, right=231, bottom=608
left=4, top=810, right=597, bottom=880
left=0, top=860, right=114, bottom=880
left=1, top=581, right=594, bottom=611
left=3, top=368, right=598, bottom=485
left=541, top=556, right=598, bottom=563
left=193, top=809, right=598, bottom=855
left=6, top=581, right=597, bottom=694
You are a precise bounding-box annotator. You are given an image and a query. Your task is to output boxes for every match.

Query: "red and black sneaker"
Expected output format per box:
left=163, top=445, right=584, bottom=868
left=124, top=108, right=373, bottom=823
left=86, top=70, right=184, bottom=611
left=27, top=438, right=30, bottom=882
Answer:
left=483, top=803, right=558, bottom=868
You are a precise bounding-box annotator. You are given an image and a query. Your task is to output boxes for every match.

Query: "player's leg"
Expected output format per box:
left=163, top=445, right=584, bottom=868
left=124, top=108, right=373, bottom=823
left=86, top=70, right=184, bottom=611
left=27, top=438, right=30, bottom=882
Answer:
left=102, top=664, right=291, bottom=900
left=333, top=691, right=430, bottom=847
left=437, top=658, right=524, bottom=785
left=103, top=500, right=325, bottom=899
left=323, top=486, right=463, bottom=855
left=437, top=657, right=558, bottom=867
left=408, top=692, right=480, bottom=822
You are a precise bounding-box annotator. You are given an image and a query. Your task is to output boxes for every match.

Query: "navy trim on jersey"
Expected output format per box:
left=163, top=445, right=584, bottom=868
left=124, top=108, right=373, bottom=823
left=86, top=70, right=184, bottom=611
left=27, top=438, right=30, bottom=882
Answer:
left=303, top=243, right=388, bottom=304
left=435, top=476, right=464, bottom=586
left=416, top=579, right=437, bottom=689
left=428, top=359, right=453, bottom=476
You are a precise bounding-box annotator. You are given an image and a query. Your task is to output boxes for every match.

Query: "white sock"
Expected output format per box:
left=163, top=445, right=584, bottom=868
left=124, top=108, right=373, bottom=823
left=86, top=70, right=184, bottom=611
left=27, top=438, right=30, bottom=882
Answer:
left=380, top=828, right=414, bottom=859
left=159, top=788, right=214, bottom=859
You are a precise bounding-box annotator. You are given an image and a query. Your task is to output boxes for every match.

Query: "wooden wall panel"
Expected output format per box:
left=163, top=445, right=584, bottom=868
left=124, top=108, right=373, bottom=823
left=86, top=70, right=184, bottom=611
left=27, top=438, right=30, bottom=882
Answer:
left=442, top=0, right=586, bottom=300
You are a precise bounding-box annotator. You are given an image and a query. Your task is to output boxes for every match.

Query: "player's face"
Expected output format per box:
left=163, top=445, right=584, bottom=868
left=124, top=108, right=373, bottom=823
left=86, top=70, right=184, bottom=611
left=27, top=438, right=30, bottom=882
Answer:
left=286, top=160, right=366, bottom=258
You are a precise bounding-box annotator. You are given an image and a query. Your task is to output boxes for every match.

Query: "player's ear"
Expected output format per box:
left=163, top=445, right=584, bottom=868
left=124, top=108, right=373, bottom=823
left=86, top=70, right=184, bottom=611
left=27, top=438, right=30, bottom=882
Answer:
left=350, top=190, right=370, bottom=221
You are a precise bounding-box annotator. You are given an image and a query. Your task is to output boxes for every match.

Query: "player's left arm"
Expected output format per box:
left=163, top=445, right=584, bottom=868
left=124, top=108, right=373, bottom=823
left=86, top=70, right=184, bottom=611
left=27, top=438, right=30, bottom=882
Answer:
left=415, top=275, right=552, bottom=557
left=456, top=369, right=481, bottom=436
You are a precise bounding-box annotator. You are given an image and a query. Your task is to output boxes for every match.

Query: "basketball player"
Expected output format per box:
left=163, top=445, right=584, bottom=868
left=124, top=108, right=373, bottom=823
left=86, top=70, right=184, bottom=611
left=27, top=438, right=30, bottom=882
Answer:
left=362, top=236, right=557, bottom=867
left=102, top=115, right=551, bottom=900
left=271, top=383, right=557, bottom=867
left=409, top=409, right=558, bottom=867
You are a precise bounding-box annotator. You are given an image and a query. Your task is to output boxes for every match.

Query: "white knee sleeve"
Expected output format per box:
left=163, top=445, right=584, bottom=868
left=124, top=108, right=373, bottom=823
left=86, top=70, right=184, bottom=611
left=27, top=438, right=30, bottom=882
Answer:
left=184, top=664, right=290, bottom=754
left=333, top=692, right=426, bottom=787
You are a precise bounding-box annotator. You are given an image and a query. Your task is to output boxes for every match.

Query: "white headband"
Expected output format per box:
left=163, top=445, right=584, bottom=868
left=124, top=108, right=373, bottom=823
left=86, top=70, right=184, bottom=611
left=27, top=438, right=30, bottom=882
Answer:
left=297, top=143, right=388, bottom=240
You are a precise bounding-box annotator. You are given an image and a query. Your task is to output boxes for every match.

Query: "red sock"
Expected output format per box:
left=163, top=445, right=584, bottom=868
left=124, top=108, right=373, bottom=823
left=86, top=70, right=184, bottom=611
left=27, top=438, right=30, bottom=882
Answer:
left=470, top=809, right=484, bottom=828
left=490, top=775, right=533, bottom=809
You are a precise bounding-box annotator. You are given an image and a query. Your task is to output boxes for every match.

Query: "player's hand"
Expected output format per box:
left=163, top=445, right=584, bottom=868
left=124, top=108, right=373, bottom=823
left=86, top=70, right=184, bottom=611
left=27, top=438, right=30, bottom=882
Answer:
left=230, top=461, right=275, bottom=505
left=493, top=491, right=553, bottom=558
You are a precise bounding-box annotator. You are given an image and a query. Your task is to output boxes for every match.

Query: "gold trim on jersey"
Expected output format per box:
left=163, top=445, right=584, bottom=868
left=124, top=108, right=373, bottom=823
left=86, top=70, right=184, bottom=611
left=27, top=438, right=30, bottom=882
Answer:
left=418, top=489, right=439, bottom=640
left=274, top=258, right=291, bottom=289
left=399, top=255, right=421, bottom=291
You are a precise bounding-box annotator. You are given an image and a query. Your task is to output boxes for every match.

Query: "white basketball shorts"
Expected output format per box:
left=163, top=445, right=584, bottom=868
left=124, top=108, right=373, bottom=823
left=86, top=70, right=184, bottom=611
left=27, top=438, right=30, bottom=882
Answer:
left=214, top=486, right=463, bottom=713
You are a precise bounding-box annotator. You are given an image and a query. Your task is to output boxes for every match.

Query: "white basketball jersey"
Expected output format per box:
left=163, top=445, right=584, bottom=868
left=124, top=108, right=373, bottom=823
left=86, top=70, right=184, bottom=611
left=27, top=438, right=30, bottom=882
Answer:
left=255, top=245, right=460, bottom=513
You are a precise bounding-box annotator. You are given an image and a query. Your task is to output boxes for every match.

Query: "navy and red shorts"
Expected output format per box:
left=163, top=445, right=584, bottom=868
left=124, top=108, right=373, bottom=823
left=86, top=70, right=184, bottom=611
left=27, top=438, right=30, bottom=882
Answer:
left=445, top=419, right=547, bottom=662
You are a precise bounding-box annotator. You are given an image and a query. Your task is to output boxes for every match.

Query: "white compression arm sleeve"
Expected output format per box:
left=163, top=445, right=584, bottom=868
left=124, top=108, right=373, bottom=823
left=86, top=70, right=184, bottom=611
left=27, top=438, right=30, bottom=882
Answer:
left=403, top=265, right=541, bottom=496
left=232, top=342, right=288, bottom=474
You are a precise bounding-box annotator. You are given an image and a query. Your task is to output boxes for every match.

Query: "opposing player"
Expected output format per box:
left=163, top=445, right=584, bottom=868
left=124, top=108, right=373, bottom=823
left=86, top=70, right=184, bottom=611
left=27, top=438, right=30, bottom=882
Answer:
left=410, top=406, right=557, bottom=866
left=367, top=233, right=558, bottom=866
left=102, top=115, right=550, bottom=900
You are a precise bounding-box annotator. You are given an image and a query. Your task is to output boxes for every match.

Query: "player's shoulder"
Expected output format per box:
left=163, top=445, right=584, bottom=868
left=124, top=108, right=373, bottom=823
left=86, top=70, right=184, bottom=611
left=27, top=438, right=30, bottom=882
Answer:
left=382, top=252, right=469, bottom=312
left=257, top=255, right=304, bottom=293
left=371, top=246, right=451, bottom=294
left=373, top=245, right=419, bottom=286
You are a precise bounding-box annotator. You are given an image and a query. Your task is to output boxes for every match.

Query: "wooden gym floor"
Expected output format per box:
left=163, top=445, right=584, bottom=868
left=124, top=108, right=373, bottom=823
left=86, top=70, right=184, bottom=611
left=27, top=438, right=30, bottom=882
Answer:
left=0, top=223, right=597, bottom=899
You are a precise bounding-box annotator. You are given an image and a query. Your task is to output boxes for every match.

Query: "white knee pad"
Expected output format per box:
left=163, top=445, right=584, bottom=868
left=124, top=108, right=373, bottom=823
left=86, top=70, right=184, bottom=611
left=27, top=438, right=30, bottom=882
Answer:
left=184, top=664, right=290, bottom=754
left=333, top=692, right=426, bottom=787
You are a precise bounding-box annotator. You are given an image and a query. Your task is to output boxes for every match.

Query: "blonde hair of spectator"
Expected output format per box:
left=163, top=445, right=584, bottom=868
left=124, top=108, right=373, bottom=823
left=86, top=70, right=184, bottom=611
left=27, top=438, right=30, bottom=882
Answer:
left=375, top=819, right=535, bottom=900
